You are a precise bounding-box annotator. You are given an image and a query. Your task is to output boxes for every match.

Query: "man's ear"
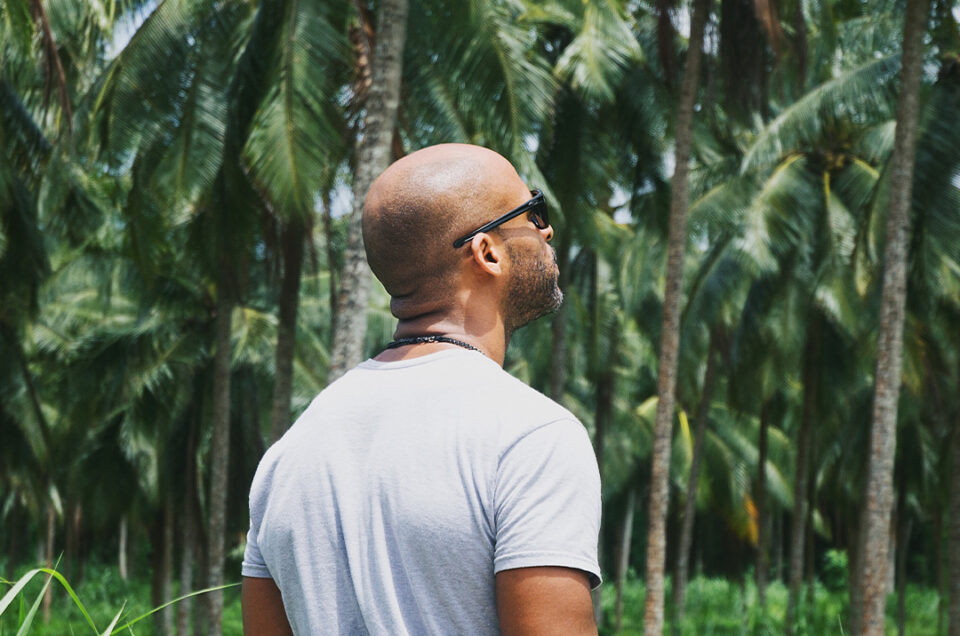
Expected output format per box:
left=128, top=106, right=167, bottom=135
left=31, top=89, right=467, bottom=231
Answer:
left=470, top=233, right=504, bottom=277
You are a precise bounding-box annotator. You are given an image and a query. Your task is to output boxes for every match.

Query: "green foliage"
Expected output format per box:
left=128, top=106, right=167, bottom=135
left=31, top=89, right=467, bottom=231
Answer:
left=600, top=575, right=940, bottom=635
left=821, top=549, right=849, bottom=592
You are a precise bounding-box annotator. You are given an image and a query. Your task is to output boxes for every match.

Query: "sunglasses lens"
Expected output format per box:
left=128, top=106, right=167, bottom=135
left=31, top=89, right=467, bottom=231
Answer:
left=531, top=200, right=548, bottom=229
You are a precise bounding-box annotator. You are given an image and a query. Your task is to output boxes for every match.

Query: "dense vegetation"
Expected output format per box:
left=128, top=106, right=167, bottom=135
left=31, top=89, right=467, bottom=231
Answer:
left=1, top=0, right=958, bottom=634
left=2, top=562, right=943, bottom=635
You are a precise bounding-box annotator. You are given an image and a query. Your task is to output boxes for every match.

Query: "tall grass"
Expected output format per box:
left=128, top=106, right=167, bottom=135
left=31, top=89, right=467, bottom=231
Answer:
left=0, top=563, right=239, bottom=635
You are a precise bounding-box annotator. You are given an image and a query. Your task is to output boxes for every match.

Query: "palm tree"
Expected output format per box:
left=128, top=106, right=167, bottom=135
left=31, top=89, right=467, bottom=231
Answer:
left=671, top=327, right=721, bottom=623
left=903, top=57, right=960, bottom=636
left=721, top=6, right=918, bottom=622
left=952, top=402, right=960, bottom=636
left=236, top=0, right=350, bottom=442
left=644, top=0, right=711, bottom=631
left=328, top=0, right=408, bottom=381
left=0, top=0, right=123, bottom=617
left=857, top=0, right=930, bottom=631
left=91, top=1, right=352, bottom=629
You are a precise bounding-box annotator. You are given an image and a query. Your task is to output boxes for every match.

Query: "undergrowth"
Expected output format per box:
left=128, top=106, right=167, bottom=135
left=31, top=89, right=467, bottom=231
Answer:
left=1, top=562, right=941, bottom=635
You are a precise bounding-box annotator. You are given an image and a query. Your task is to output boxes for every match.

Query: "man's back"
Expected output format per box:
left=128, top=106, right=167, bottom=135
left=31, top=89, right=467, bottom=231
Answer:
left=242, top=349, right=600, bottom=635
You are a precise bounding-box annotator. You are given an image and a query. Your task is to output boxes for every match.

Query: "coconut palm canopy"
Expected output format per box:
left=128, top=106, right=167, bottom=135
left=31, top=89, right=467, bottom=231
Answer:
left=1, top=0, right=959, bottom=634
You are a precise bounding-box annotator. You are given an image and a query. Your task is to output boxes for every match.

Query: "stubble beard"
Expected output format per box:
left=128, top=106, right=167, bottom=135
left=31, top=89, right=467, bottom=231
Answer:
left=503, top=242, right=563, bottom=337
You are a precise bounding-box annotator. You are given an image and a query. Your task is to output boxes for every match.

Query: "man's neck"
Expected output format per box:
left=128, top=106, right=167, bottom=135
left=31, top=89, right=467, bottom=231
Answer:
left=375, top=318, right=507, bottom=366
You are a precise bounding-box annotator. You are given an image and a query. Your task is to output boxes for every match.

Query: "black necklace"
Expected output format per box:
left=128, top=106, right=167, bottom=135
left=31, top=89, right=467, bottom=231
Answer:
left=384, top=335, right=482, bottom=354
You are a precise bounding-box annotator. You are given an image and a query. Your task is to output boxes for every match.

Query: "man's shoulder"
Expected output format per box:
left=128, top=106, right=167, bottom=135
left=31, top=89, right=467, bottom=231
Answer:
left=466, top=361, right=585, bottom=447
left=492, top=368, right=575, bottom=420
left=277, top=350, right=583, bottom=450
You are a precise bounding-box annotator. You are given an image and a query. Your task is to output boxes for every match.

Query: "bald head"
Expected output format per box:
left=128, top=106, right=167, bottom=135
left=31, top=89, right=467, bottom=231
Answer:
left=362, top=144, right=530, bottom=318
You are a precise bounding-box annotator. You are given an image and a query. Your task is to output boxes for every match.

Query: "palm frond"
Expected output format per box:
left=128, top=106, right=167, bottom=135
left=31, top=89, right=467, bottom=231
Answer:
left=0, top=78, right=51, bottom=173
left=232, top=306, right=277, bottom=368
left=146, top=10, right=238, bottom=220
left=552, top=0, right=642, bottom=102
left=741, top=56, right=899, bottom=172
left=94, top=0, right=213, bottom=159
left=910, top=68, right=960, bottom=293
left=407, top=0, right=556, bottom=173
left=241, top=0, right=349, bottom=220
left=734, top=154, right=822, bottom=273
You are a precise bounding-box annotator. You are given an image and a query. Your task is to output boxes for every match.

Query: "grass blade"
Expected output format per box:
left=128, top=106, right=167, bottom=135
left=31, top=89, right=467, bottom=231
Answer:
left=34, top=568, right=99, bottom=633
left=0, top=569, right=43, bottom=617
left=109, top=582, right=239, bottom=634
left=100, top=602, right=125, bottom=636
left=14, top=570, right=53, bottom=636
left=0, top=567, right=100, bottom=633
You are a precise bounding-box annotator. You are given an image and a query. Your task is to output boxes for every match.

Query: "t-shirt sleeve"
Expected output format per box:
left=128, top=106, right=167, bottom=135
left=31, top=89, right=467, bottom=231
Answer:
left=241, top=451, right=275, bottom=579
left=493, top=418, right=602, bottom=588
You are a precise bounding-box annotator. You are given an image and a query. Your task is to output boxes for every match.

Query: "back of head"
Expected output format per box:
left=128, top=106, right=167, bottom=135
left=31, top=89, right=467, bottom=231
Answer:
left=362, top=144, right=527, bottom=319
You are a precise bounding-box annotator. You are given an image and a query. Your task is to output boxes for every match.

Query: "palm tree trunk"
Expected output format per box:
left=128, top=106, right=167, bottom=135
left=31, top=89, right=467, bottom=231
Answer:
left=850, top=509, right=865, bottom=634
left=118, top=515, right=128, bottom=580
left=949, top=421, right=960, bottom=636
left=328, top=0, right=408, bottom=382
left=672, top=333, right=719, bottom=628
left=42, top=502, right=55, bottom=623
left=205, top=283, right=234, bottom=636
left=804, top=415, right=818, bottom=622
left=773, top=511, right=783, bottom=582
left=935, top=505, right=945, bottom=636
left=896, top=513, right=912, bottom=636
left=592, top=366, right=613, bottom=627
left=320, top=191, right=339, bottom=337
left=177, top=507, right=196, bottom=636
left=615, top=487, right=637, bottom=632
left=6, top=325, right=53, bottom=451
left=549, top=240, right=572, bottom=402
left=858, top=0, right=929, bottom=632
left=591, top=260, right=615, bottom=626
left=75, top=505, right=85, bottom=581
left=594, top=349, right=614, bottom=487
left=642, top=0, right=711, bottom=632
left=29, top=0, right=73, bottom=129
left=177, top=531, right=195, bottom=636
left=270, top=220, right=305, bottom=443
left=177, top=402, right=200, bottom=636
left=4, top=508, right=18, bottom=567
left=786, top=318, right=819, bottom=635
left=64, top=501, right=77, bottom=580
left=804, top=489, right=815, bottom=621
left=756, top=398, right=771, bottom=611
left=153, top=496, right=175, bottom=636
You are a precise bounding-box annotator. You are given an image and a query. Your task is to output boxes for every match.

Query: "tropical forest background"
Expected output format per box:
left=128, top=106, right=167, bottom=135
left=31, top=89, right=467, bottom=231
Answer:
left=1, top=0, right=958, bottom=634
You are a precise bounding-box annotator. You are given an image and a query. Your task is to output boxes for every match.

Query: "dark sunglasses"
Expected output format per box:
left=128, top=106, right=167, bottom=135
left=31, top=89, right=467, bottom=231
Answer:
left=452, top=190, right=549, bottom=248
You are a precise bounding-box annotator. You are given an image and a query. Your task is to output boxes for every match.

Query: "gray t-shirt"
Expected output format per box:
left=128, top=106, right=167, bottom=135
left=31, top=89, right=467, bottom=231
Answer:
left=242, top=349, right=601, bottom=635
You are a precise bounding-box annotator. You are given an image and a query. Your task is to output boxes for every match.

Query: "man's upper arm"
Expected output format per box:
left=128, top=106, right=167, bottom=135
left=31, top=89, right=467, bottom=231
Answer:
left=493, top=418, right=602, bottom=634
left=496, top=567, right=597, bottom=636
left=242, top=576, right=293, bottom=636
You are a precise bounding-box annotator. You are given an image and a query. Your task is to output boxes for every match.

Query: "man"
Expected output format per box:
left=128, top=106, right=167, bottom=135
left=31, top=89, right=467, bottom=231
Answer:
left=242, top=144, right=601, bottom=635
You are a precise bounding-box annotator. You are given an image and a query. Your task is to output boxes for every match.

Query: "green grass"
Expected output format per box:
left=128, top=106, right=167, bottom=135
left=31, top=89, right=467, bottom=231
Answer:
left=1, top=562, right=943, bottom=635
left=599, top=574, right=943, bottom=635
left=0, top=562, right=241, bottom=635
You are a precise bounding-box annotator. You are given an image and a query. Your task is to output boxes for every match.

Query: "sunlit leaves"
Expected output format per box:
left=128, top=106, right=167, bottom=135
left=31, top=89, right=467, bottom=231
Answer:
left=95, top=0, right=210, bottom=158
left=403, top=0, right=556, bottom=181
left=742, top=56, right=899, bottom=173
left=551, top=0, right=642, bottom=102
left=241, top=1, right=348, bottom=220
